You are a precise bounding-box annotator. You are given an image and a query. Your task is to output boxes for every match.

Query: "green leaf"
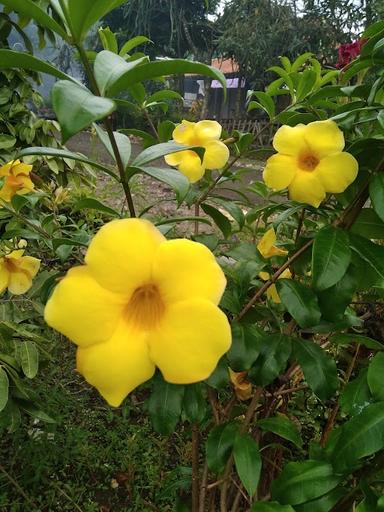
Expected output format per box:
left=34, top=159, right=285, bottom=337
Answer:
left=94, top=51, right=148, bottom=96
left=293, top=339, right=339, bottom=401
left=98, top=26, right=118, bottom=53
left=18, top=341, right=39, bottom=379
left=52, top=81, right=115, bottom=143
left=340, top=369, right=372, bottom=416
left=147, top=374, right=184, bottom=435
left=257, top=415, right=303, bottom=448
left=330, top=333, right=384, bottom=350
left=370, top=174, right=384, bottom=223
left=252, top=503, right=294, bottom=512
left=73, top=198, right=120, bottom=218
left=351, top=208, right=384, bottom=239
left=312, top=227, right=351, bottom=291
left=201, top=203, right=231, bottom=238
left=17, top=400, right=55, bottom=423
left=249, top=334, right=292, bottom=387
left=296, top=69, right=317, bottom=100
left=66, top=0, right=126, bottom=42
left=0, top=367, right=9, bottom=412
left=94, top=124, right=131, bottom=170
left=206, top=357, right=229, bottom=390
left=0, top=0, right=68, bottom=40
left=227, top=323, right=262, bottom=371
left=119, top=36, right=151, bottom=57
left=120, top=128, right=156, bottom=148
left=350, top=234, right=384, bottom=281
left=276, top=280, right=321, bottom=328
left=252, top=92, right=275, bottom=118
left=17, top=147, right=119, bottom=180
left=234, top=433, right=261, bottom=497
left=183, top=384, right=206, bottom=424
left=368, top=353, right=384, bottom=401
left=294, top=488, right=346, bottom=512
left=206, top=422, right=239, bottom=474
left=102, top=57, right=227, bottom=97
left=331, top=402, right=384, bottom=472
left=318, top=269, right=358, bottom=322
left=0, top=134, right=16, bottom=149
left=0, top=50, right=74, bottom=81
left=271, top=460, right=340, bottom=505
left=132, top=142, right=203, bottom=167
left=146, top=90, right=183, bottom=104
left=130, top=166, right=189, bottom=203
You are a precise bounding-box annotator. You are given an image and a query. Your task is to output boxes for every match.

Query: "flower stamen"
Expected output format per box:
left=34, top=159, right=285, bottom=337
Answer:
left=298, top=153, right=319, bottom=172
left=125, top=284, right=165, bottom=330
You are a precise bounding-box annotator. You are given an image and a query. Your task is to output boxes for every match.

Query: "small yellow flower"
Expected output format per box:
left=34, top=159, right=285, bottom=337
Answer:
left=229, top=368, right=252, bottom=401
left=257, top=227, right=288, bottom=258
left=259, top=269, right=292, bottom=304
left=263, top=120, right=358, bottom=207
left=44, top=219, right=231, bottom=407
left=0, top=248, right=40, bottom=295
left=0, top=160, right=34, bottom=203
left=165, top=120, right=230, bottom=183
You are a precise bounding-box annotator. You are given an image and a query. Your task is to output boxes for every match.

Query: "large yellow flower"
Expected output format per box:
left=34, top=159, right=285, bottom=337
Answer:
left=165, top=120, right=230, bottom=183
left=0, top=247, right=40, bottom=295
left=0, top=160, right=34, bottom=202
left=263, top=120, right=358, bottom=207
left=44, top=219, right=231, bottom=406
left=257, top=227, right=288, bottom=258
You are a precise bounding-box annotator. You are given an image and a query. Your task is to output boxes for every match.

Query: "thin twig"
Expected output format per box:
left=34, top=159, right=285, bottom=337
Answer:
left=198, top=463, right=209, bottom=512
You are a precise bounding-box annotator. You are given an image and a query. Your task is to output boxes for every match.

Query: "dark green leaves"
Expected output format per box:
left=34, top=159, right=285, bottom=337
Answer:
left=17, top=341, right=39, bottom=379
left=52, top=81, right=115, bottom=143
left=0, top=367, right=9, bottom=412
left=227, top=323, right=261, bottom=371
left=201, top=203, right=232, bottom=238
left=257, top=415, right=303, bottom=448
left=183, top=384, right=206, bottom=424
left=206, top=422, right=239, bottom=474
left=340, top=369, right=372, bottom=416
left=271, top=460, right=340, bottom=505
left=350, top=234, right=384, bottom=281
left=249, top=334, right=292, bottom=386
left=233, top=433, right=261, bottom=497
left=147, top=375, right=184, bottom=435
left=252, top=503, right=294, bottom=512
left=0, top=50, right=73, bottom=81
left=275, top=280, right=321, bottom=328
left=132, top=142, right=203, bottom=167
left=312, top=227, right=351, bottom=291
left=293, top=339, right=339, bottom=401
left=370, top=174, right=384, bottom=223
left=130, top=166, right=189, bottom=203
left=367, top=353, right=384, bottom=401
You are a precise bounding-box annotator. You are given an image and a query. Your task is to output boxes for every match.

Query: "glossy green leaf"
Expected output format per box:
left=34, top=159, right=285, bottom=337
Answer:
left=132, top=142, right=203, bottom=167
left=331, top=402, right=384, bottom=472
left=370, top=174, right=384, bottom=224
left=206, top=357, right=229, bottom=390
left=0, top=134, right=16, bottom=149
left=249, top=334, right=292, bottom=386
left=276, top=280, right=321, bottom=328
left=73, top=198, right=120, bottom=218
left=368, top=353, right=384, bottom=401
left=119, top=35, right=151, bottom=56
left=330, top=333, right=384, bottom=350
left=257, top=415, right=303, bottom=448
left=296, top=69, right=317, bottom=100
left=52, top=81, right=115, bottom=143
left=294, top=487, right=346, bottom=512
left=146, top=90, right=183, bottom=104
left=17, top=147, right=119, bottom=180
left=318, top=269, right=357, bottom=322
left=0, top=50, right=73, bottom=81
left=271, top=460, right=340, bottom=505
left=350, top=234, right=384, bottom=281
left=0, top=367, right=9, bottom=412
left=66, top=0, right=126, bottom=42
left=201, top=203, right=231, bottom=238
left=312, top=227, right=351, bottom=291
left=129, top=166, right=189, bottom=203
left=252, top=503, right=294, bottom=512
left=227, top=323, right=262, bottom=371
left=293, top=339, right=338, bottom=401
left=18, top=341, right=38, bottom=379
left=206, top=422, right=239, bottom=474
left=351, top=208, right=384, bottom=239
left=98, top=26, right=118, bottom=53
left=147, top=374, right=184, bottom=435
left=120, top=128, right=157, bottom=148
left=94, top=123, right=131, bottom=170
left=183, top=384, right=206, bottom=424
left=234, top=433, right=261, bottom=497
left=251, top=92, right=275, bottom=118
left=340, top=369, right=372, bottom=416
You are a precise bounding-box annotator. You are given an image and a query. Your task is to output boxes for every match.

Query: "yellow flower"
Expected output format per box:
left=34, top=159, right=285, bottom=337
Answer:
left=259, top=269, right=292, bottom=304
left=0, top=248, right=40, bottom=295
left=44, top=219, right=231, bottom=407
left=257, top=227, right=288, bottom=258
left=0, top=160, right=34, bottom=203
left=229, top=368, right=252, bottom=401
left=165, top=120, right=230, bottom=183
left=263, top=120, right=358, bottom=207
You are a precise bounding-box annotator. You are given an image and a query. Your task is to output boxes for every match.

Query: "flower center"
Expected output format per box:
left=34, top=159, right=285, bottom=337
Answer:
left=125, top=284, right=165, bottom=330
left=298, top=153, right=319, bottom=172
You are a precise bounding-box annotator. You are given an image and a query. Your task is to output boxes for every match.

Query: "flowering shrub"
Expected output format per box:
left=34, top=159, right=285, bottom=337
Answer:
left=1, top=3, right=384, bottom=511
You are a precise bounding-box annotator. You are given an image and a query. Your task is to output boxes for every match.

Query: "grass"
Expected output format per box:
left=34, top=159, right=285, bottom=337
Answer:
left=0, top=337, right=191, bottom=512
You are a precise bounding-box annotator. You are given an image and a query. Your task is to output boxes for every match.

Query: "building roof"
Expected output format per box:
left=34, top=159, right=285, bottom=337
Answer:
left=211, top=58, right=239, bottom=74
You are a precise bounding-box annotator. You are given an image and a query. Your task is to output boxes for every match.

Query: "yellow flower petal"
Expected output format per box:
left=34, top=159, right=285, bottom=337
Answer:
left=0, top=182, right=17, bottom=202
left=177, top=151, right=205, bottom=183
left=17, top=256, right=40, bottom=278
left=257, top=228, right=275, bottom=258
left=164, top=151, right=183, bottom=167
left=288, top=171, right=326, bottom=207
left=203, top=140, right=230, bottom=170
left=259, top=271, right=270, bottom=281
left=153, top=239, right=226, bottom=305
left=77, top=320, right=155, bottom=407
left=267, top=284, right=281, bottom=303
left=85, top=219, right=165, bottom=295
left=149, top=298, right=231, bottom=384
left=7, top=271, right=32, bottom=295
left=0, top=161, right=14, bottom=177
left=173, top=120, right=196, bottom=144
left=7, top=250, right=24, bottom=260
left=315, top=152, right=358, bottom=193
left=229, top=368, right=253, bottom=401
left=12, top=162, right=33, bottom=176
left=0, top=264, right=9, bottom=294
left=44, top=266, right=126, bottom=347
left=195, top=120, right=222, bottom=141
left=263, top=154, right=298, bottom=190
left=304, top=120, right=345, bottom=158
left=273, top=124, right=309, bottom=156
left=15, top=175, right=34, bottom=194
